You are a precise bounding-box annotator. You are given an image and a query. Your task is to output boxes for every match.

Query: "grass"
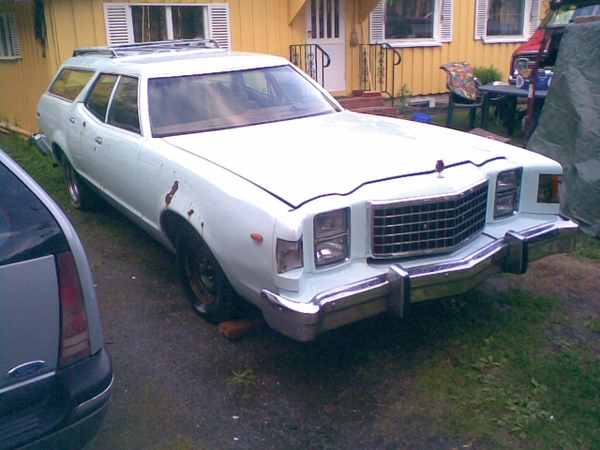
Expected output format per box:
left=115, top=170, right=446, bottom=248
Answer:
left=430, top=107, right=526, bottom=148
left=572, top=232, right=600, bottom=261
left=0, top=133, right=68, bottom=207
left=410, top=290, right=599, bottom=449
left=2, top=131, right=598, bottom=449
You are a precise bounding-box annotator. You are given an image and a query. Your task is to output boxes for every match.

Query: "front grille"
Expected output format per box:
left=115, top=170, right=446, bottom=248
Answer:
left=370, top=181, right=488, bottom=258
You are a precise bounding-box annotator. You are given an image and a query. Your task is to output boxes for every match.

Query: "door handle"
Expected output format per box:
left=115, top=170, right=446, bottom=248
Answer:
left=94, top=137, right=103, bottom=145
left=69, top=117, right=76, bottom=124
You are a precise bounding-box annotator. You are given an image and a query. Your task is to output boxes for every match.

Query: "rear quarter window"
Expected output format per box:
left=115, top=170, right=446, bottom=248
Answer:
left=0, top=162, right=68, bottom=267
left=49, top=68, right=95, bottom=102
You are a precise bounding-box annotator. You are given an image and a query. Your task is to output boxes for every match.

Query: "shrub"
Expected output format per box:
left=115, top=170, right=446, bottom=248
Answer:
left=473, top=65, right=503, bottom=85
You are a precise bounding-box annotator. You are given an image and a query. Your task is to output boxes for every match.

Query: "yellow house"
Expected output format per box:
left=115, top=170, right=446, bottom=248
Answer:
left=0, top=0, right=548, bottom=134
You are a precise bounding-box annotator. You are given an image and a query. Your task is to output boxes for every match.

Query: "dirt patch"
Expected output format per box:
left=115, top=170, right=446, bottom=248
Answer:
left=483, top=254, right=600, bottom=349
left=486, top=254, right=600, bottom=315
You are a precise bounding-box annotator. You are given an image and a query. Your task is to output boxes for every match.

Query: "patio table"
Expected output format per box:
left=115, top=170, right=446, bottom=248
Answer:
left=478, top=82, right=548, bottom=135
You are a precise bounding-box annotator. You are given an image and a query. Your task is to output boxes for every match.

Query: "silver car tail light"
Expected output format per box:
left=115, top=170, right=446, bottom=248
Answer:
left=56, top=251, right=91, bottom=367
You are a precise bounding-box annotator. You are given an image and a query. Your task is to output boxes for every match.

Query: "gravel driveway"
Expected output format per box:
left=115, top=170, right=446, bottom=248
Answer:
left=70, top=201, right=598, bottom=450
left=75, top=202, right=454, bottom=450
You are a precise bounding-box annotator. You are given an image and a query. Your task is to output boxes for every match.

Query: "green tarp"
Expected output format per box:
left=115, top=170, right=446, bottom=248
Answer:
left=527, top=20, right=600, bottom=237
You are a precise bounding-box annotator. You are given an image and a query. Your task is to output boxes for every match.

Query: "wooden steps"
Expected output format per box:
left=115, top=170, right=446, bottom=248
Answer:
left=336, top=92, right=400, bottom=118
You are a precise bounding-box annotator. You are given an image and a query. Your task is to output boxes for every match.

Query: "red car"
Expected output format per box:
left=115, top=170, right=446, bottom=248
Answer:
left=509, top=0, right=600, bottom=84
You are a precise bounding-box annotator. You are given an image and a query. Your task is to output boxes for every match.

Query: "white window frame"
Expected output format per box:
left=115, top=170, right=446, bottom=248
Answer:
left=104, top=3, right=231, bottom=50
left=475, top=0, right=541, bottom=43
left=0, top=12, right=22, bottom=60
left=370, top=0, right=453, bottom=48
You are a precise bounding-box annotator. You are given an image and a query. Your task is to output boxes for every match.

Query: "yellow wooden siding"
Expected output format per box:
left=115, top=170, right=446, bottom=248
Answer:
left=0, top=1, right=54, bottom=133
left=2, top=0, right=546, bottom=134
left=228, top=0, right=305, bottom=58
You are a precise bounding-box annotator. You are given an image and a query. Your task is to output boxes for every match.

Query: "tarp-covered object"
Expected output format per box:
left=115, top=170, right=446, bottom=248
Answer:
left=527, top=20, right=600, bottom=237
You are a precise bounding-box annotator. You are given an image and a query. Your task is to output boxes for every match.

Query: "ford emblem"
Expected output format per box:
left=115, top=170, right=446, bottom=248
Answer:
left=6, top=361, right=46, bottom=381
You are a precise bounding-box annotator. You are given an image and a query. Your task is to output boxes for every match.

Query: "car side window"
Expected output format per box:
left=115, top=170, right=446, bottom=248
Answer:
left=49, top=68, right=95, bottom=102
left=85, top=74, right=118, bottom=122
left=107, top=76, right=140, bottom=134
left=0, top=162, right=68, bottom=267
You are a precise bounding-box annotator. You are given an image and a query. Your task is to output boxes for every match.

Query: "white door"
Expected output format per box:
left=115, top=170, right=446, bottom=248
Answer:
left=307, top=0, right=346, bottom=92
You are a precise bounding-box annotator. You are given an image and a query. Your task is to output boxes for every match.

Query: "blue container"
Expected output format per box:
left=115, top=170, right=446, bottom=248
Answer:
left=516, top=71, right=553, bottom=91
left=412, top=112, right=432, bottom=124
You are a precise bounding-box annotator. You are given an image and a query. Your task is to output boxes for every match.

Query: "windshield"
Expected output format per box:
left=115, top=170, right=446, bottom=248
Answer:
left=542, top=3, right=600, bottom=27
left=148, top=65, right=338, bottom=137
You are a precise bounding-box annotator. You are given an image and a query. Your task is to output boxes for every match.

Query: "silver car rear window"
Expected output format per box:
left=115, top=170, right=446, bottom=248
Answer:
left=0, top=162, right=68, bottom=266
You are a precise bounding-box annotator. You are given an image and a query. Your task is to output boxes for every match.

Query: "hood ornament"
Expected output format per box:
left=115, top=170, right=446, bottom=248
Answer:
left=436, top=159, right=445, bottom=178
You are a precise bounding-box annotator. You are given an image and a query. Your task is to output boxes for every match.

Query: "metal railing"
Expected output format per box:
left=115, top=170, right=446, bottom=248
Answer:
left=289, top=44, right=331, bottom=88
left=359, top=43, right=402, bottom=104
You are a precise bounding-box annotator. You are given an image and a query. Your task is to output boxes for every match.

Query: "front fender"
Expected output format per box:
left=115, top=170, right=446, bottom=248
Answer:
left=156, top=160, right=285, bottom=304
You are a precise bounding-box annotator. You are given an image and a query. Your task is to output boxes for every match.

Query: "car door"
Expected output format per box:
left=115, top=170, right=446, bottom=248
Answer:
left=63, top=73, right=114, bottom=183
left=76, top=73, right=145, bottom=216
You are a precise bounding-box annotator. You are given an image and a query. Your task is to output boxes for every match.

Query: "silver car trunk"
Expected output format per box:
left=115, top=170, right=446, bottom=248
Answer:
left=0, top=256, right=60, bottom=393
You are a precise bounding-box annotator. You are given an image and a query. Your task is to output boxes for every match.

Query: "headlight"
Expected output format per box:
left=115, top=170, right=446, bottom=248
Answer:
left=537, top=174, right=561, bottom=203
left=314, top=209, right=349, bottom=268
left=515, top=57, right=530, bottom=72
left=494, top=169, right=522, bottom=219
left=276, top=238, right=303, bottom=274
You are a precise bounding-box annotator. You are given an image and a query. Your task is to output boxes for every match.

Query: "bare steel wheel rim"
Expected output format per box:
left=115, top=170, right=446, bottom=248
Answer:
left=65, top=162, right=81, bottom=205
left=186, top=251, right=217, bottom=307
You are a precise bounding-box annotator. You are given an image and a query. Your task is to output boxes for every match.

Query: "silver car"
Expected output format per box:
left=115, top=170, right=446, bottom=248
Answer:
left=0, top=148, right=112, bottom=450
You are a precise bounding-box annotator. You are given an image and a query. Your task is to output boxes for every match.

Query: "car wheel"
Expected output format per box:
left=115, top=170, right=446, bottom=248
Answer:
left=177, top=230, right=242, bottom=324
left=62, top=158, right=95, bottom=211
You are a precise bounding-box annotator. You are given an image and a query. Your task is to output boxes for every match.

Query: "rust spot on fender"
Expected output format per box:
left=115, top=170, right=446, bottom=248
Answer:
left=165, top=181, right=179, bottom=207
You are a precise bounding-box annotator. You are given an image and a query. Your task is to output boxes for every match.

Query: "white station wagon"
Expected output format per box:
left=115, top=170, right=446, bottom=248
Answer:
left=35, top=40, right=578, bottom=341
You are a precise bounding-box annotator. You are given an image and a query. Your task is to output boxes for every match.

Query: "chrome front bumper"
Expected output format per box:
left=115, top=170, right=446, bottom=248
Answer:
left=260, top=217, right=578, bottom=341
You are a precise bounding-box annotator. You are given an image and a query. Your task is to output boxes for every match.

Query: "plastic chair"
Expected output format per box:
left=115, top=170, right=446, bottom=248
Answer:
left=440, top=62, right=483, bottom=129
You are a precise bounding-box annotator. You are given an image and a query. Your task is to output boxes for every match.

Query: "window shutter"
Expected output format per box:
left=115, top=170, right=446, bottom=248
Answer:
left=7, top=12, right=21, bottom=58
left=208, top=4, right=231, bottom=50
left=370, top=1, right=385, bottom=43
left=104, top=3, right=133, bottom=45
left=528, top=0, right=541, bottom=37
left=439, top=0, right=453, bottom=43
left=474, top=0, right=488, bottom=40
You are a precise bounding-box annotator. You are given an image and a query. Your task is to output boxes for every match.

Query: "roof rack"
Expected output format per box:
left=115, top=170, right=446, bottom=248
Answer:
left=72, top=39, right=221, bottom=57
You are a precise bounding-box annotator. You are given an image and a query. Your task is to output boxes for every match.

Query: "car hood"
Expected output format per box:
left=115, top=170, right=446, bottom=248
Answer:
left=163, top=111, right=504, bottom=208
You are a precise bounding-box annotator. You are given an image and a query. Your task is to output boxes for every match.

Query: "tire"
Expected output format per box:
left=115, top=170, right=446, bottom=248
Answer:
left=177, top=230, right=243, bottom=324
left=62, top=157, right=96, bottom=211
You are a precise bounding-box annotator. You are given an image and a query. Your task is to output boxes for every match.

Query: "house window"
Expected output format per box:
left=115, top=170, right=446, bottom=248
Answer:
left=386, top=0, right=435, bottom=39
left=487, top=0, right=524, bottom=35
left=131, top=5, right=206, bottom=42
left=475, top=0, right=541, bottom=43
left=370, top=0, right=453, bottom=47
left=0, top=12, right=21, bottom=60
left=104, top=3, right=231, bottom=50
